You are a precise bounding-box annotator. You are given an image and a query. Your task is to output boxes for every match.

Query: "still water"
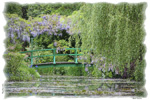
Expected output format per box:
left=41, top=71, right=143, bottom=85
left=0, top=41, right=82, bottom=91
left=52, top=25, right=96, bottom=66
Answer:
left=4, top=76, right=146, bottom=98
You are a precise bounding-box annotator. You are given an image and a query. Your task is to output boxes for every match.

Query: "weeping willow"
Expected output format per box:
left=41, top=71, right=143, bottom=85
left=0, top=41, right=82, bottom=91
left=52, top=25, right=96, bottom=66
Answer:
left=70, top=3, right=146, bottom=81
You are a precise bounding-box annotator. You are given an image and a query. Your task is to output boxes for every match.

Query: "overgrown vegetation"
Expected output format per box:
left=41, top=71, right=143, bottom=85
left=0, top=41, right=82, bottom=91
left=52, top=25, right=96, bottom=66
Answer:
left=4, top=2, right=85, bottom=19
left=70, top=3, right=146, bottom=81
left=4, top=53, right=40, bottom=81
left=4, top=2, right=146, bottom=82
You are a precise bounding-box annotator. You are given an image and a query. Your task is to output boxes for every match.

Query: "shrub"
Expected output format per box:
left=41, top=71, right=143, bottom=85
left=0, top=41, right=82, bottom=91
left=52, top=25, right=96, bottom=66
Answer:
left=4, top=52, right=40, bottom=81
left=4, top=2, right=23, bottom=17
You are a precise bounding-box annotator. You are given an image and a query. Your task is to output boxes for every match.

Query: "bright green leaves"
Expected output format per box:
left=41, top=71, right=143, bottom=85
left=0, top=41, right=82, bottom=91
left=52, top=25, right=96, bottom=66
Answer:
left=69, top=3, right=146, bottom=81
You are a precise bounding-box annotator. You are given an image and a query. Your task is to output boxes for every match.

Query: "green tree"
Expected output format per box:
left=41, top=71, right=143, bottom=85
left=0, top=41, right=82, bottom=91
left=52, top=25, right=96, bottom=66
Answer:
left=70, top=3, right=146, bottom=81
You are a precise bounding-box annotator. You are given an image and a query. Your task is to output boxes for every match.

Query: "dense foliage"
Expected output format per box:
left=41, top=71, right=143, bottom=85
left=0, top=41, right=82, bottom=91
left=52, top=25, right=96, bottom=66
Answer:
left=4, top=2, right=146, bottom=82
left=4, top=2, right=23, bottom=17
left=4, top=2, right=85, bottom=19
left=5, top=13, right=73, bottom=49
left=70, top=3, right=146, bottom=81
left=27, top=3, right=84, bottom=17
left=4, top=53, right=40, bottom=81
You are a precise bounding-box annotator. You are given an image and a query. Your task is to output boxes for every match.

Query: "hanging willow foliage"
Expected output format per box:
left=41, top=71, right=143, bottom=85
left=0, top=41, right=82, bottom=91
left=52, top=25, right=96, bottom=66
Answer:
left=69, top=3, right=146, bottom=81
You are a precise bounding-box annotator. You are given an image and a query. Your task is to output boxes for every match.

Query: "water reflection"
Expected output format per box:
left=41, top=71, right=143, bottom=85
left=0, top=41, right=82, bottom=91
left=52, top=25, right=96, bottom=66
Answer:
left=4, top=76, right=146, bottom=97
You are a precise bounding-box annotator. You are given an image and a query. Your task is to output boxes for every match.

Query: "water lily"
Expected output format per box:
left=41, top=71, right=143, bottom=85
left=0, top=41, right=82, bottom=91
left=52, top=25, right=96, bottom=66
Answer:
left=29, top=93, right=32, bottom=96
left=98, top=88, right=101, bottom=91
left=85, top=86, right=88, bottom=90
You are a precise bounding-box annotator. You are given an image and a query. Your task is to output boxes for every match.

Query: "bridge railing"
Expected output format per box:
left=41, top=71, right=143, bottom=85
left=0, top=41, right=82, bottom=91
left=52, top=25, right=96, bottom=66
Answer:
left=20, top=48, right=83, bottom=66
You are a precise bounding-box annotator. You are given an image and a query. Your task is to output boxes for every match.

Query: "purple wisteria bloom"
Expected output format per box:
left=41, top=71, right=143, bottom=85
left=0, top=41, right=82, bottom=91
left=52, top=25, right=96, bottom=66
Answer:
left=108, top=67, right=111, bottom=71
left=10, top=33, right=14, bottom=39
left=33, top=27, right=36, bottom=31
left=54, top=42, right=57, bottom=46
left=15, top=28, right=19, bottom=33
left=103, top=64, right=106, bottom=67
left=9, top=27, right=12, bottom=30
left=63, top=48, right=65, bottom=51
left=91, top=60, right=94, bottom=64
left=58, top=16, right=60, bottom=19
left=98, top=67, right=102, bottom=71
left=54, top=33, right=57, bottom=36
left=58, top=33, right=62, bottom=37
left=42, top=16, right=47, bottom=20
left=56, top=47, right=60, bottom=53
left=59, top=23, right=62, bottom=27
left=66, top=25, right=70, bottom=30
left=22, top=35, right=26, bottom=41
left=86, top=64, right=88, bottom=67
left=42, top=21, right=46, bottom=26
left=38, top=22, right=42, bottom=25
left=26, top=36, right=30, bottom=43
left=30, top=65, right=33, bottom=68
left=85, top=67, right=88, bottom=72
left=29, top=29, right=31, bottom=32
left=37, top=29, right=41, bottom=35
left=43, top=28, right=49, bottom=32
left=31, top=31, right=37, bottom=37
left=48, top=31, right=52, bottom=35
left=35, top=65, right=38, bottom=68
left=62, top=27, right=65, bottom=30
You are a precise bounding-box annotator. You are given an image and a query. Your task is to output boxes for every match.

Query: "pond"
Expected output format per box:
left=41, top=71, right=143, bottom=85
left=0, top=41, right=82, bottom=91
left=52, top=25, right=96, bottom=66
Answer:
left=4, top=76, right=146, bottom=98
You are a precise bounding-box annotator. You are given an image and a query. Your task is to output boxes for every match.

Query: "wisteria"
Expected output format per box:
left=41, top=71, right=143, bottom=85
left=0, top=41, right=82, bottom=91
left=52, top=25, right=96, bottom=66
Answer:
left=54, top=42, right=57, bottom=47
left=85, top=67, right=88, bottom=72
left=78, top=54, right=117, bottom=74
left=5, top=14, right=73, bottom=44
left=5, top=13, right=118, bottom=77
left=29, top=65, right=32, bottom=68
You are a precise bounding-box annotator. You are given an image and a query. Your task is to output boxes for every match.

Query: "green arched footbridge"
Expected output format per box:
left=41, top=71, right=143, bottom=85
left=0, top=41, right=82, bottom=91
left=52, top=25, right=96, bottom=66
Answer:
left=20, top=38, right=93, bottom=68
left=20, top=48, right=92, bottom=68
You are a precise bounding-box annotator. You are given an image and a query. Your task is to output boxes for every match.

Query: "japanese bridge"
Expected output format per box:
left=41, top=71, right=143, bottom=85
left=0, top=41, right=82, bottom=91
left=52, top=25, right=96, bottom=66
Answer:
left=20, top=38, right=93, bottom=68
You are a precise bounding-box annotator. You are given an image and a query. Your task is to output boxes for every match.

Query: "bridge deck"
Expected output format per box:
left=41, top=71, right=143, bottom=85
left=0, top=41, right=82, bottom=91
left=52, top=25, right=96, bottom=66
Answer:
left=33, top=62, right=83, bottom=65
left=32, top=62, right=92, bottom=68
